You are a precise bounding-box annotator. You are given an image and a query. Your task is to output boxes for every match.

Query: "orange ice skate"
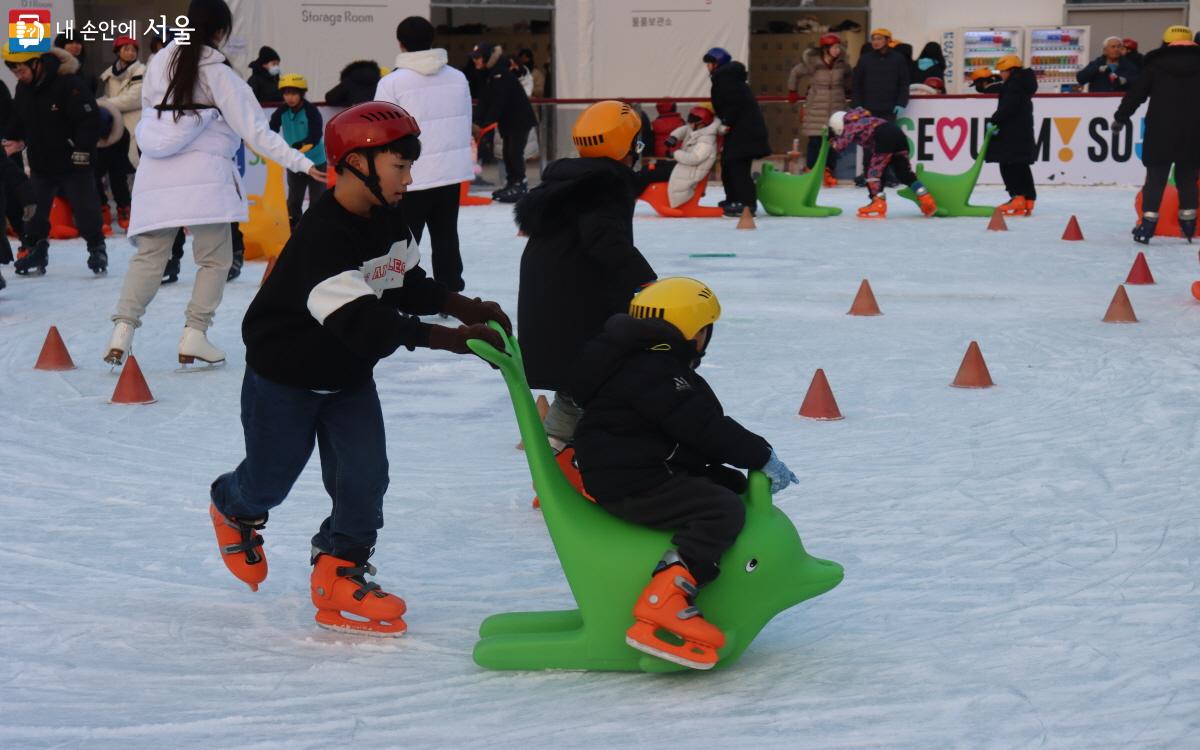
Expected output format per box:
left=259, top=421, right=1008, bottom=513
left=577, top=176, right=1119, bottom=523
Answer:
left=625, top=552, right=725, bottom=670
left=822, top=168, right=838, bottom=187
left=310, top=554, right=407, bottom=637
left=916, top=192, right=938, bottom=217
left=533, top=445, right=593, bottom=509
left=857, top=195, right=887, bottom=218
left=209, top=504, right=267, bottom=591
left=998, top=195, right=1032, bottom=216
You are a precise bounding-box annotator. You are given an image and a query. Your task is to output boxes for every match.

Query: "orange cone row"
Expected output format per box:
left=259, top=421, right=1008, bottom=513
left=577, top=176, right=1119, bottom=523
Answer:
left=32, top=325, right=156, bottom=404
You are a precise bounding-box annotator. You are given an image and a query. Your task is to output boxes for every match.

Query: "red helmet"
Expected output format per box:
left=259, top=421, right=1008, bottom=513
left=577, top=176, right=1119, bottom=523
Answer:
left=113, top=36, right=138, bottom=52
left=324, top=101, right=421, bottom=169
left=687, top=106, right=715, bottom=126
left=819, top=33, right=841, bottom=48
left=923, top=77, right=945, bottom=92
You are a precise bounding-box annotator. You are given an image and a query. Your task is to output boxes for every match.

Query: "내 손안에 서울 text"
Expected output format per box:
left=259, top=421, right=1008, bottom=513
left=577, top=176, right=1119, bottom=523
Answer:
left=301, top=9, right=376, bottom=27
left=52, top=15, right=195, bottom=44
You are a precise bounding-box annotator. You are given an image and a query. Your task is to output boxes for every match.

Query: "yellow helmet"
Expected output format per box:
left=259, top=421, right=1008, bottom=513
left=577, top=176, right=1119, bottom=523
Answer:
left=2, top=49, right=41, bottom=65
left=629, top=277, right=721, bottom=341
left=870, top=28, right=892, bottom=40
left=996, top=54, right=1022, bottom=71
left=1163, top=25, right=1193, bottom=44
left=278, top=73, right=308, bottom=91
left=572, top=100, right=643, bottom=161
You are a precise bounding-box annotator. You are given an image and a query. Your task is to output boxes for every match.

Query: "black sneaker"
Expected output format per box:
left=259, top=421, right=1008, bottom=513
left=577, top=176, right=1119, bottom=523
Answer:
left=492, top=181, right=528, bottom=203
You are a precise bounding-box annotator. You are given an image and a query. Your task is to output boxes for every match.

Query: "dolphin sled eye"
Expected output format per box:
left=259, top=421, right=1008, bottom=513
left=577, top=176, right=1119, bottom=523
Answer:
left=745, top=558, right=758, bottom=572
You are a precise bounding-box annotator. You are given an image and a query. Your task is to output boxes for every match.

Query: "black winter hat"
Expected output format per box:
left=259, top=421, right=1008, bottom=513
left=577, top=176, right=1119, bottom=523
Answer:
left=251, top=46, right=280, bottom=69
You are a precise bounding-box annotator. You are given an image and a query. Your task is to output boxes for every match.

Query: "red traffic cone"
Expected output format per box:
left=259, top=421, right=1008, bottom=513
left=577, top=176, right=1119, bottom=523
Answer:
left=260, top=255, right=278, bottom=287
left=1062, top=215, right=1084, bottom=241
left=1192, top=280, right=1200, bottom=302
left=798, top=368, right=843, bottom=420
left=1124, top=252, right=1154, bottom=285
left=951, top=341, right=994, bottom=388
left=517, top=394, right=551, bottom=450
left=847, top=279, right=882, bottom=316
left=987, top=208, right=1008, bottom=232
left=736, top=206, right=757, bottom=230
left=110, top=355, right=156, bottom=404
left=34, top=326, right=76, bottom=371
left=1102, top=284, right=1137, bottom=323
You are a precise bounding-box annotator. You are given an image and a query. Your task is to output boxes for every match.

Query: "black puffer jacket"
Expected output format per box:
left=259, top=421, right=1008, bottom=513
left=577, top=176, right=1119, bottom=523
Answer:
left=6, top=48, right=99, bottom=177
left=1115, top=44, right=1200, bottom=166
left=246, top=65, right=280, bottom=103
left=324, top=60, right=382, bottom=106
left=852, top=46, right=910, bottom=115
left=709, top=61, right=771, bottom=159
left=913, top=42, right=946, bottom=85
left=515, top=158, right=656, bottom=391
left=476, top=62, right=536, bottom=136
left=571, top=314, right=772, bottom=502
left=987, top=67, right=1038, bottom=164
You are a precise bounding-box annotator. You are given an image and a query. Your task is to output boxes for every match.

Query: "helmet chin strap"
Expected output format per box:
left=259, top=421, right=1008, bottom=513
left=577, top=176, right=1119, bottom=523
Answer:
left=340, top=149, right=391, bottom=208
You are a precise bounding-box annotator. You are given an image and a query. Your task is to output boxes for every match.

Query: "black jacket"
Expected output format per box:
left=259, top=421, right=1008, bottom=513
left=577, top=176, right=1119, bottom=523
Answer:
left=852, top=46, right=910, bottom=115
left=476, top=63, right=536, bottom=135
left=1076, top=55, right=1138, bottom=92
left=571, top=315, right=772, bottom=502
left=709, top=61, right=771, bottom=159
left=913, top=42, right=947, bottom=84
left=246, top=65, right=280, bottom=103
left=6, top=48, right=99, bottom=177
left=987, top=67, right=1038, bottom=165
left=515, top=157, right=656, bottom=391
left=243, top=191, right=448, bottom=391
left=1116, top=44, right=1200, bottom=166
left=324, top=60, right=381, bottom=107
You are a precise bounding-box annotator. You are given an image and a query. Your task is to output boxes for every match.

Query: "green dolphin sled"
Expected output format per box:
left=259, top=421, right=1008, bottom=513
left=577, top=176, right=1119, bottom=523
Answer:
left=896, top=125, right=999, bottom=217
left=757, top=128, right=842, bottom=217
left=468, top=324, right=844, bottom=672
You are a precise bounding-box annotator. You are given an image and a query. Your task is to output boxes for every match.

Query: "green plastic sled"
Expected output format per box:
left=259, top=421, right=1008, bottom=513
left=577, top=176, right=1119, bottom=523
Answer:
left=757, top=128, right=842, bottom=217
left=467, top=324, right=844, bottom=672
left=896, top=125, right=999, bottom=217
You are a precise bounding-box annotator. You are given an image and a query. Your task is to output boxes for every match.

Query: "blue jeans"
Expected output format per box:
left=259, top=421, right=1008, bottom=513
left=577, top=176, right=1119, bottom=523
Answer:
left=211, top=368, right=389, bottom=560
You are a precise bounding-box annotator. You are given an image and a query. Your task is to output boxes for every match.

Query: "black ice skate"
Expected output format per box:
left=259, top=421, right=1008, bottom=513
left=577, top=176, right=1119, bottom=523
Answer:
left=1180, top=209, right=1196, bottom=244
left=87, top=243, right=108, bottom=275
left=1133, top=212, right=1158, bottom=245
left=492, top=181, right=528, bottom=203
left=14, top=240, right=47, bottom=275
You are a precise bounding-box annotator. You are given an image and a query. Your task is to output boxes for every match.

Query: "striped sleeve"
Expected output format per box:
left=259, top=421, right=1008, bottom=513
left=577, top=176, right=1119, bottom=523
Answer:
left=307, top=270, right=431, bottom=358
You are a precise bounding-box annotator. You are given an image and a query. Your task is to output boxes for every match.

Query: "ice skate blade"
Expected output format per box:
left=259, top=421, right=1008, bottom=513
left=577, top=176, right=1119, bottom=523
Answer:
left=625, top=634, right=716, bottom=670
left=177, top=356, right=226, bottom=373
left=316, top=610, right=407, bottom=637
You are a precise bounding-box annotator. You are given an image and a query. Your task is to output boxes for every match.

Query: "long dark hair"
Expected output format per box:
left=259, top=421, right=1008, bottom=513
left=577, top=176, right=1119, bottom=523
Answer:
left=161, top=0, right=233, bottom=121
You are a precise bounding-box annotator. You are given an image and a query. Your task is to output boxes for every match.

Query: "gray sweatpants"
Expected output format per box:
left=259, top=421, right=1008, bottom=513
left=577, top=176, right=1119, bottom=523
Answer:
left=113, top=223, right=233, bottom=332
left=543, top=391, right=583, bottom=446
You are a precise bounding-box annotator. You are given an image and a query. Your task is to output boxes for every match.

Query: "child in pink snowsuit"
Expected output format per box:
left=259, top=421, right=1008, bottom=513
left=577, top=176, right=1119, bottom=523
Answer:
left=829, top=107, right=936, bottom=218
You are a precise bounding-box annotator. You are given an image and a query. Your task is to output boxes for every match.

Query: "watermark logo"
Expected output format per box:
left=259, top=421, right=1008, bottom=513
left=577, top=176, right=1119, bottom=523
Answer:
left=8, top=9, right=51, bottom=53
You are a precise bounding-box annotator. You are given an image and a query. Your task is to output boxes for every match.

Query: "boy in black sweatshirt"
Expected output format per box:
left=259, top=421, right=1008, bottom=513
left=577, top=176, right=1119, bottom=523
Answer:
left=570, top=277, right=799, bottom=669
left=208, top=101, right=510, bottom=637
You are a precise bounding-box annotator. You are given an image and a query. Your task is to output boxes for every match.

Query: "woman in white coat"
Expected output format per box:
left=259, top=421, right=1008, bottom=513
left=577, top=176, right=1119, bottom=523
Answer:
left=666, top=107, right=722, bottom=208
left=105, top=0, right=324, bottom=368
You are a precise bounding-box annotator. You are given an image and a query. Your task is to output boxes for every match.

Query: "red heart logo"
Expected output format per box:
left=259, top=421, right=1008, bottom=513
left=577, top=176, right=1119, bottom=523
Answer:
left=936, top=117, right=968, bottom=160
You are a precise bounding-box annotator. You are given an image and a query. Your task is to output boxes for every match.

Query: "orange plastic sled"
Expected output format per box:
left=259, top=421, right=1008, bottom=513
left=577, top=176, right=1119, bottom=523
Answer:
left=639, top=178, right=724, bottom=218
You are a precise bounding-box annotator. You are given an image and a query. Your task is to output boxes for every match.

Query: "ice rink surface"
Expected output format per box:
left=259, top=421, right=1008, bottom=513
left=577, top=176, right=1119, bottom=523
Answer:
left=2, top=185, right=1198, bottom=748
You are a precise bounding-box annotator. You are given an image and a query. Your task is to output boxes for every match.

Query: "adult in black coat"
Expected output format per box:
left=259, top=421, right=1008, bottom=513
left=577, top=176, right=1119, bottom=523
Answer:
left=323, top=60, right=382, bottom=106
left=570, top=313, right=772, bottom=584
left=706, top=49, right=770, bottom=216
left=852, top=38, right=910, bottom=117
left=54, top=33, right=99, bottom=95
left=987, top=61, right=1039, bottom=213
left=472, top=43, right=536, bottom=199
left=514, top=157, right=655, bottom=407
left=1076, top=37, right=1138, bottom=92
left=5, top=46, right=106, bottom=274
left=246, top=46, right=281, bottom=103
left=1115, top=38, right=1200, bottom=242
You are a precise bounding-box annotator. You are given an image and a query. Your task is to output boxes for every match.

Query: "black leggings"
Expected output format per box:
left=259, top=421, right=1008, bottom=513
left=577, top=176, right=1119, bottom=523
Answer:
left=999, top=163, right=1037, bottom=201
left=403, top=182, right=465, bottom=292
left=1142, top=163, right=1199, bottom=214
left=501, top=127, right=530, bottom=186
left=721, top=153, right=757, bottom=207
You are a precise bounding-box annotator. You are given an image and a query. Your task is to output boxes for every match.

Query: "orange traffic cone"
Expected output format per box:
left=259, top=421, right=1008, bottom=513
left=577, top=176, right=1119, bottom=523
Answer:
left=1062, top=215, right=1084, bottom=241
left=260, top=255, right=278, bottom=287
left=459, top=180, right=493, bottom=206
left=987, top=208, right=1008, bottom=232
left=798, top=368, right=843, bottom=420
left=951, top=341, right=994, bottom=388
left=110, top=355, right=156, bottom=404
left=847, top=279, right=881, bottom=316
left=48, top=197, right=80, bottom=239
left=517, top=394, right=551, bottom=450
left=736, top=206, right=756, bottom=230
left=34, top=326, right=76, bottom=371
left=1102, top=285, right=1137, bottom=323
left=1125, top=252, right=1154, bottom=285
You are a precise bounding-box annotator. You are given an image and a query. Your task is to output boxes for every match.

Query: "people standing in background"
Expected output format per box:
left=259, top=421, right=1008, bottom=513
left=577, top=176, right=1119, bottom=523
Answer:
left=1115, top=25, right=1200, bottom=244
left=1122, top=38, right=1143, bottom=70
left=246, top=46, right=281, bottom=103
left=852, top=29, right=909, bottom=187
left=1077, top=37, right=1137, bottom=92
left=54, top=34, right=99, bottom=94
left=651, top=100, right=685, bottom=157
left=989, top=55, right=1039, bottom=217
left=913, top=42, right=946, bottom=88
left=471, top=42, right=536, bottom=203
left=97, top=36, right=145, bottom=231
left=324, top=59, right=383, bottom=106
left=375, top=16, right=473, bottom=292
left=705, top=46, right=771, bottom=217
left=788, top=33, right=851, bottom=187
left=269, top=74, right=326, bottom=229
left=517, top=49, right=545, bottom=98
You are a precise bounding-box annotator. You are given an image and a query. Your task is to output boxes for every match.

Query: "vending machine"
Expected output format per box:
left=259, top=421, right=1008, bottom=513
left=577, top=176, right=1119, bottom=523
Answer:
left=1026, top=26, right=1091, bottom=93
left=949, top=27, right=1024, bottom=93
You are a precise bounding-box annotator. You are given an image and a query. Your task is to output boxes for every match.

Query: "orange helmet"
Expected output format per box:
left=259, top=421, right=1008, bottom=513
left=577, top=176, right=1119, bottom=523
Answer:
left=970, top=66, right=994, bottom=81
left=572, top=100, right=643, bottom=161
left=996, top=55, right=1022, bottom=71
